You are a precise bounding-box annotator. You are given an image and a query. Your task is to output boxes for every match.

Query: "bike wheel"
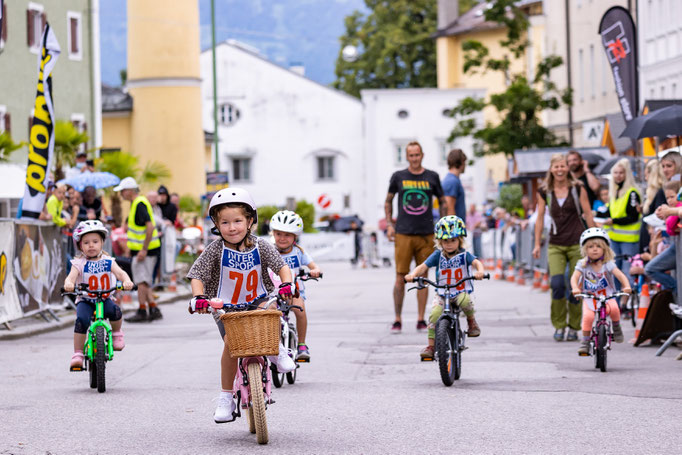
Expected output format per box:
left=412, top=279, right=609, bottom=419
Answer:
left=435, top=318, right=456, bottom=386
left=453, top=319, right=462, bottom=381
left=247, top=362, right=268, bottom=444
left=630, top=293, right=639, bottom=328
left=247, top=406, right=256, bottom=434
left=88, top=358, right=97, bottom=389
left=286, top=330, right=297, bottom=385
left=596, top=325, right=607, bottom=373
left=271, top=334, right=286, bottom=388
left=95, top=326, right=106, bottom=393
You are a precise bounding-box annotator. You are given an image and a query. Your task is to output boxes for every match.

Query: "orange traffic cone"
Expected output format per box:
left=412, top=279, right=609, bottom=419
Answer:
left=632, top=284, right=651, bottom=342
left=494, top=259, right=503, bottom=280
left=532, top=270, right=542, bottom=289
left=169, top=273, right=177, bottom=292
left=506, top=264, right=516, bottom=283
left=516, top=267, right=526, bottom=285
left=122, top=292, right=133, bottom=304
left=540, top=273, right=550, bottom=292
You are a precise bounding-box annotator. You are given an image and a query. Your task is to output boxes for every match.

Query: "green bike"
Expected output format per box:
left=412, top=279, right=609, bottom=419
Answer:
left=62, top=282, right=137, bottom=393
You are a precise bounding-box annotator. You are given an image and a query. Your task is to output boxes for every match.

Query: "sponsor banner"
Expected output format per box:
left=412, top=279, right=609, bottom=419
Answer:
left=13, top=222, right=65, bottom=314
left=0, top=220, right=22, bottom=325
left=21, top=23, right=60, bottom=218
left=599, top=7, right=638, bottom=123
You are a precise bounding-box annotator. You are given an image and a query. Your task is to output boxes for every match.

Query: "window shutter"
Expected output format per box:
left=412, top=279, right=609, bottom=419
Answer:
left=2, top=2, right=7, bottom=43
left=5, top=113, right=11, bottom=134
left=26, top=9, right=33, bottom=47
left=83, top=122, right=88, bottom=132
left=40, top=12, right=45, bottom=35
left=70, top=17, right=77, bottom=53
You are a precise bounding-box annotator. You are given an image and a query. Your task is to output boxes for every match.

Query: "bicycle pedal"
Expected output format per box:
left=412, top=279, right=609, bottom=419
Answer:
left=295, top=358, right=309, bottom=363
left=578, top=352, right=590, bottom=357
left=70, top=366, right=84, bottom=372
left=420, top=357, right=434, bottom=362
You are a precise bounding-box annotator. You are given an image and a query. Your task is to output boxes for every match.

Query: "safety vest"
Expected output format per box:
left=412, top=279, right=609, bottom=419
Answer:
left=605, top=187, right=641, bottom=243
left=127, top=196, right=161, bottom=251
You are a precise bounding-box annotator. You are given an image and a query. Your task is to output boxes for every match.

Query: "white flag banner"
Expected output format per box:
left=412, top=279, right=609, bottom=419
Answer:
left=21, top=23, right=60, bottom=218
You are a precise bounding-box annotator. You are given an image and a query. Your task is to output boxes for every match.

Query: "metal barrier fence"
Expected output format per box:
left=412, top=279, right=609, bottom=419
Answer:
left=480, top=223, right=549, bottom=275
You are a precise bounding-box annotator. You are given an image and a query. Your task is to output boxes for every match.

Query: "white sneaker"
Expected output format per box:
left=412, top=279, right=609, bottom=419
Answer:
left=268, top=345, right=295, bottom=373
left=213, top=392, right=236, bottom=423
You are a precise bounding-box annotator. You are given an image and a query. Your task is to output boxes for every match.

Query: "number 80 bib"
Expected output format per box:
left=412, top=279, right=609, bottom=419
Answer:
left=217, top=246, right=268, bottom=305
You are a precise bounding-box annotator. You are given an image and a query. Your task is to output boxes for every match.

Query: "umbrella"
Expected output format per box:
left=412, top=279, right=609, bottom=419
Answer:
left=620, top=104, right=682, bottom=139
left=58, top=172, right=121, bottom=191
left=593, top=155, right=642, bottom=176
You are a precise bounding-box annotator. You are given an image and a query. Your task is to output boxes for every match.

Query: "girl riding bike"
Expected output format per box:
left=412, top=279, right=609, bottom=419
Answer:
left=270, top=210, right=322, bottom=361
left=63, top=221, right=134, bottom=370
left=186, top=188, right=295, bottom=424
left=570, top=228, right=631, bottom=355
left=405, top=216, right=485, bottom=360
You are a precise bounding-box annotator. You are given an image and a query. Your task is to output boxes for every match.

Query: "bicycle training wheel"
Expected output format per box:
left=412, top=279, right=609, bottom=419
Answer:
left=271, top=334, right=286, bottom=388
left=247, top=362, right=269, bottom=444
left=286, top=330, right=297, bottom=385
left=88, top=357, right=97, bottom=389
left=435, top=318, right=456, bottom=386
left=95, top=326, right=107, bottom=393
left=453, top=320, right=462, bottom=380
left=630, top=293, right=639, bottom=328
left=596, top=325, right=607, bottom=373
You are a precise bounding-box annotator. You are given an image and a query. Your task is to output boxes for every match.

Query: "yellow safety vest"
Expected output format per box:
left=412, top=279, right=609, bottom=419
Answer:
left=127, top=196, right=161, bottom=251
left=605, top=187, right=641, bottom=243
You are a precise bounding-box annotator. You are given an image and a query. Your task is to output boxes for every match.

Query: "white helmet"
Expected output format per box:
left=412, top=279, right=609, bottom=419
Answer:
left=209, top=188, right=258, bottom=224
left=270, top=210, right=303, bottom=236
left=73, top=220, right=108, bottom=245
left=580, top=227, right=610, bottom=247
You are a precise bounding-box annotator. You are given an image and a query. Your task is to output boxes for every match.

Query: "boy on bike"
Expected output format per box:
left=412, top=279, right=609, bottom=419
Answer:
left=405, top=216, right=485, bottom=359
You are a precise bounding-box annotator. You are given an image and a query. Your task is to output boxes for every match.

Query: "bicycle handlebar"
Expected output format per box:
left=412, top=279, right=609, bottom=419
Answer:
left=405, top=274, right=490, bottom=291
left=61, top=282, right=138, bottom=297
left=207, top=296, right=303, bottom=314
left=575, top=291, right=629, bottom=301
left=297, top=269, right=323, bottom=281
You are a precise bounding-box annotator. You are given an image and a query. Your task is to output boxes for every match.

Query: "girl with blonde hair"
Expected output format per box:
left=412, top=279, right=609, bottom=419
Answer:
left=642, top=159, right=665, bottom=215
left=533, top=154, right=596, bottom=342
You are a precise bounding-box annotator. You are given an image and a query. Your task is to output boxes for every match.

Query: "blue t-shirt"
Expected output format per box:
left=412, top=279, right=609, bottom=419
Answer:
left=442, top=172, right=466, bottom=222
left=280, top=245, right=313, bottom=298
left=425, top=249, right=476, bottom=296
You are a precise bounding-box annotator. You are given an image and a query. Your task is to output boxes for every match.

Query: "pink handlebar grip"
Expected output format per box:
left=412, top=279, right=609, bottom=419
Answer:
left=209, top=298, right=224, bottom=309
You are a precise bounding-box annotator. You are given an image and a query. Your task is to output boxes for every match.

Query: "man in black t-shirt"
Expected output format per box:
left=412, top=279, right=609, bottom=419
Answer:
left=78, top=186, right=103, bottom=222
left=385, top=141, right=447, bottom=334
left=567, top=150, right=600, bottom=208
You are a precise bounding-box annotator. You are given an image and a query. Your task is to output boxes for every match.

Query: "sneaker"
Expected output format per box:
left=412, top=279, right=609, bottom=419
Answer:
left=125, top=308, right=148, bottom=323
left=566, top=329, right=578, bottom=342
left=553, top=328, right=565, bottom=341
left=70, top=351, right=84, bottom=371
left=268, top=345, right=295, bottom=373
left=112, top=331, right=125, bottom=351
left=148, top=306, right=163, bottom=321
left=390, top=321, right=402, bottom=334
left=420, top=345, right=435, bottom=359
left=214, top=392, right=236, bottom=423
left=612, top=324, right=624, bottom=343
left=577, top=340, right=590, bottom=356
left=296, top=344, right=310, bottom=361
left=416, top=320, right=428, bottom=331
left=467, top=318, right=481, bottom=337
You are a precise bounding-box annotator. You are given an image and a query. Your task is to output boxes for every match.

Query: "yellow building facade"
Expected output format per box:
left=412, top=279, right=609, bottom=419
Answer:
left=435, top=1, right=545, bottom=184
left=101, top=0, right=206, bottom=197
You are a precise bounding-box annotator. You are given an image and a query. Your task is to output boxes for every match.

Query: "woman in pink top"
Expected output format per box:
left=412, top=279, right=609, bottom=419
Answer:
left=644, top=182, right=682, bottom=292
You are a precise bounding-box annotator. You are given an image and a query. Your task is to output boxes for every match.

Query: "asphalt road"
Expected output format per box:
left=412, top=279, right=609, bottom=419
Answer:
left=1, top=262, right=680, bottom=454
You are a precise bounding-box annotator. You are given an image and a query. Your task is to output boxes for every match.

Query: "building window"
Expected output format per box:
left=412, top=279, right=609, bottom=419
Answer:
left=232, top=157, right=251, bottom=182
left=439, top=140, right=454, bottom=164
left=589, top=45, right=595, bottom=99
left=71, top=114, right=87, bottom=152
left=219, top=103, right=240, bottom=126
left=316, top=156, right=335, bottom=181
left=393, top=142, right=410, bottom=165
left=26, top=3, right=45, bottom=52
left=67, top=11, right=82, bottom=60
left=0, top=106, right=8, bottom=133
left=1, top=1, right=8, bottom=50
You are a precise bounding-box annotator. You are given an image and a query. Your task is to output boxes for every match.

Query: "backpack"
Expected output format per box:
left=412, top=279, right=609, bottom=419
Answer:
left=545, top=185, right=586, bottom=234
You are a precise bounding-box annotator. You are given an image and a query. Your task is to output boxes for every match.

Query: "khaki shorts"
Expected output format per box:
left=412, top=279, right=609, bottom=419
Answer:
left=132, top=254, right=158, bottom=285
left=394, top=233, right=435, bottom=274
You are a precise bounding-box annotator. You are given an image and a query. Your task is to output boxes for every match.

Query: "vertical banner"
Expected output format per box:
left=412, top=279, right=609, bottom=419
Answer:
left=21, top=23, right=60, bottom=218
left=0, top=221, right=22, bottom=325
left=0, top=1, right=4, bottom=45
left=598, top=7, right=638, bottom=123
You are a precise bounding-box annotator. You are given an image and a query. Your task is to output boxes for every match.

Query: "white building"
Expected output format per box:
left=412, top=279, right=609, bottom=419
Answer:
left=361, top=88, right=486, bottom=230
left=638, top=0, right=682, bottom=104
left=200, top=40, right=364, bottom=217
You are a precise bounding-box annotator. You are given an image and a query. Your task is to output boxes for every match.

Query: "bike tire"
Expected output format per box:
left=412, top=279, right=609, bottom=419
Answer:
left=247, top=362, right=268, bottom=444
left=453, top=319, right=462, bottom=381
left=88, top=358, right=97, bottom=389
left=286, top=330, right=297, bottom=385
left=435, top=318, right=456, bottom=386
left=247, top=406, right=256, bottom=434
left=271, top=334, right=286, bottom=388
left=596, top=325, right=607, bottom=373
left=630, top=293, right=639, bottom=328
left=95, top=326, right=107, bottom=393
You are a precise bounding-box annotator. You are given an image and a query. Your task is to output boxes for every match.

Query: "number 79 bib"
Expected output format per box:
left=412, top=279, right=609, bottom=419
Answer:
left=217, top=246, right=268, bottom=305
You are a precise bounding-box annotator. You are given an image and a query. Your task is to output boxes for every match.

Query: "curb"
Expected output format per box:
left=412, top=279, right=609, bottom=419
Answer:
left=0, top=290, right=193, bottom=341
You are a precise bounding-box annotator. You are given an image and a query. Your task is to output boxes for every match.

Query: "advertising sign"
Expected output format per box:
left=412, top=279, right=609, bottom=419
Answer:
left=0, top=220, right=22, bottom=325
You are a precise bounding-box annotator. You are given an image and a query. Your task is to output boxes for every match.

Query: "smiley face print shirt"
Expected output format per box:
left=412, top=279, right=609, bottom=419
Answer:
left=388, top=169, right=444, bottom=235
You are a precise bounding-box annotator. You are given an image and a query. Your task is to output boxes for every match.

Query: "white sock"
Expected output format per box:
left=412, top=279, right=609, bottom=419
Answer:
left=220, top=390, right=234, bottom=398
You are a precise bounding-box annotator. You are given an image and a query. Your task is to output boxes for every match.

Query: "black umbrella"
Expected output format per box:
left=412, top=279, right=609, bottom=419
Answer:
left=593, top=155, right=642, bottom=176
left=620, top=104, right=682, bottom=139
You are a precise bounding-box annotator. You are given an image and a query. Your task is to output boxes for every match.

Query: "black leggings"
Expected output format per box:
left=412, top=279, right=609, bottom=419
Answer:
left=74, top=299, right=122, bottom=334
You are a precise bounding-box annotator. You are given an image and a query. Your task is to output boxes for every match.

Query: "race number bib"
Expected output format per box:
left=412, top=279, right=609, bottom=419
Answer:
left=217, top=247, right=267, bottom=305
left=436, top=252, right=473, bottom=297
left=82, top=259, right=116, bottom=299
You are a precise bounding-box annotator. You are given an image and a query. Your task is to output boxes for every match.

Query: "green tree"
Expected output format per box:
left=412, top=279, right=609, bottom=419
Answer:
left=496, top=183, right=523, bottom=213
left=333, top=0, right=437, bottom=97
left=54, top=120, right=89, bottom=181
left=295, top=200, right=316, bottom=233
left=0, top=132, right=25, bottom=162
left=448, top=0, right=571, bottom=157
left=256, top=205, right=280, bottom=235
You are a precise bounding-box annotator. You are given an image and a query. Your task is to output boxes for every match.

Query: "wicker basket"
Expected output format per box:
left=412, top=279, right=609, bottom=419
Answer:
left=219, top=309, right=282, bottom=357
